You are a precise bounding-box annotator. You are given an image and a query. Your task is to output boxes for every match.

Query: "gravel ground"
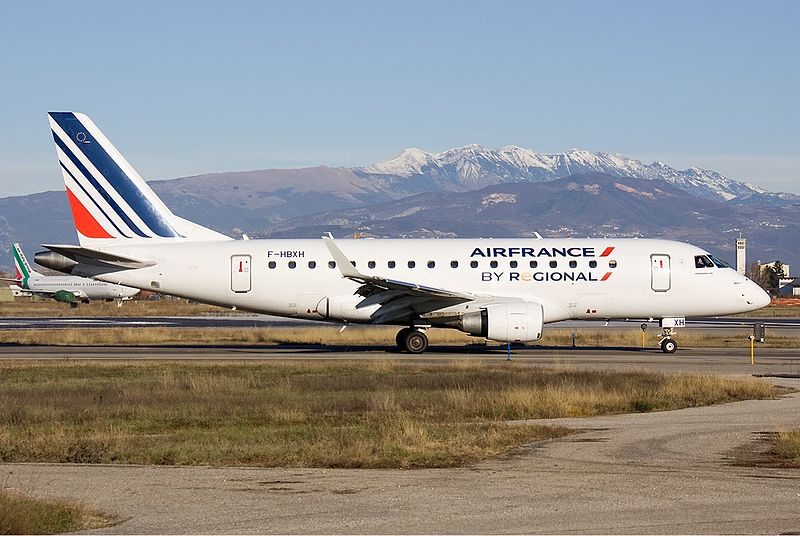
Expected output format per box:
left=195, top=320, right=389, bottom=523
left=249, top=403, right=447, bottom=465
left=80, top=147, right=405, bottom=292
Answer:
left=2, top=375, right=799, bottom=534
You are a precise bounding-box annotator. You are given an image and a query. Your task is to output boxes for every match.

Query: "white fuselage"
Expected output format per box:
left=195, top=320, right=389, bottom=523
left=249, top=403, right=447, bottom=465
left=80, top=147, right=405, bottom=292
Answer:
left=86, top=238, right=769, bottom=324
left=24, top=275, right=140, bottom=300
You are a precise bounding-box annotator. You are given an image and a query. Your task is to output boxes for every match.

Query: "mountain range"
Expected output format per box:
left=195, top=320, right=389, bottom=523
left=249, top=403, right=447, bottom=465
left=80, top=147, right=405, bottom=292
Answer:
left=355, top=145, right=773, bottom=202
left=0, top=145, right=797, bottom=273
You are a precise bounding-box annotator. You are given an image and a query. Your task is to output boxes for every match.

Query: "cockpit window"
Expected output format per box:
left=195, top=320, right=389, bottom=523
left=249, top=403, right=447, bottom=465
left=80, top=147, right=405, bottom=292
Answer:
left=708, top=255, right=731, bottom=268
left=694, top=255, right=715, bottom=269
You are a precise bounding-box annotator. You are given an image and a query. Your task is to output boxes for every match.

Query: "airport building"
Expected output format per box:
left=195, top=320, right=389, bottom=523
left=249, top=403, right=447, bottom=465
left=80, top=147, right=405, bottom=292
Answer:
left=757, top=261, right=798, bottom=297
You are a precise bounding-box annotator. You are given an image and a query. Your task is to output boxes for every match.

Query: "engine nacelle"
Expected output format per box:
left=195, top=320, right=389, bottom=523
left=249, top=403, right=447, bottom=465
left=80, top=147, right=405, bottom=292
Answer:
left=34, top=251, right=78, bottom=274
left=461, top=301, right=544, bottom=342
left=53, top=290, right=77, bottom=304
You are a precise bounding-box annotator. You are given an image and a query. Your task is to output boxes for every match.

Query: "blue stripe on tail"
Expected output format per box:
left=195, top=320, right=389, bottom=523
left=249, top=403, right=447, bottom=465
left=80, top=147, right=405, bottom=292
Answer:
left=49, top=112, right=179, bottom=238
left=59, top=161, right=131, bottom=238
left=52, top=132, right=149, bottom=238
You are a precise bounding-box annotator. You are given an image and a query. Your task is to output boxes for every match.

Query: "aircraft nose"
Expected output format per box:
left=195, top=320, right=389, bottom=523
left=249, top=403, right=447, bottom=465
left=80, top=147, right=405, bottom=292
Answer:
left=747, top=282, right=771, bottom=309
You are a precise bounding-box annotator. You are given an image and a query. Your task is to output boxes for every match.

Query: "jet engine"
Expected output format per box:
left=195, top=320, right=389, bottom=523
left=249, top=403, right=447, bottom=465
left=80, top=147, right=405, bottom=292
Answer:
left=460, top=301, right=543, bottom=342
left=34, top=251, right=77, bottom=274
left=52, top=290, right=77, bottom=304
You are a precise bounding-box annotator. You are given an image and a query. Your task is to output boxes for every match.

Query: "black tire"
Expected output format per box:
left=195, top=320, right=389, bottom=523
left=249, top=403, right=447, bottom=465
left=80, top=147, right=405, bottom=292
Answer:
left=403, top=330, right=429, bottom=354
left=660, top=338, right=677, bottom=353
left=395, top=328, right=413, bottom=349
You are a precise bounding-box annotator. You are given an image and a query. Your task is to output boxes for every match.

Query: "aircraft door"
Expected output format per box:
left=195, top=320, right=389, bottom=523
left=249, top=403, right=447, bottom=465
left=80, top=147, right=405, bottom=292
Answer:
left=651, top=254, right=670, bottom=292
left=231, top=255, right=251, bottom=293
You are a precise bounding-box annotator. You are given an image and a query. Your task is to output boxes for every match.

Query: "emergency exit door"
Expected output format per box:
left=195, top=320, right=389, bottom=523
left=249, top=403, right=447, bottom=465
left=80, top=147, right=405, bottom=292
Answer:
left=651, top=254, right=671, bottom=292
left=231, top=255, right=251, bottom=293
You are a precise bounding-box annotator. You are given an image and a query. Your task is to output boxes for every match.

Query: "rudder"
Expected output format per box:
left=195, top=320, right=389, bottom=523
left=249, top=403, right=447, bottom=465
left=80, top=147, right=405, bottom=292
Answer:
left=48, top=112, right=230, bottom=245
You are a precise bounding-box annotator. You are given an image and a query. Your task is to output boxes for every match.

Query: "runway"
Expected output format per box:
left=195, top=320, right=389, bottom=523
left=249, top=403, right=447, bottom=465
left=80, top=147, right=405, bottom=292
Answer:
left=2, top=344, right=799, bottom=378
left=2, top=345, right=799, bottom=533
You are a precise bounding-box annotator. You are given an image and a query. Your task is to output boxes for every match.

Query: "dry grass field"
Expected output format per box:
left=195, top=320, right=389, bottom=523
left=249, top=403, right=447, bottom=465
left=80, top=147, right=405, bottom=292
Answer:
left=771, top=430, right=800, bottom=467
left=0, top=360, right=779, bottom=469
left=0, top=489, right=112, bottom=534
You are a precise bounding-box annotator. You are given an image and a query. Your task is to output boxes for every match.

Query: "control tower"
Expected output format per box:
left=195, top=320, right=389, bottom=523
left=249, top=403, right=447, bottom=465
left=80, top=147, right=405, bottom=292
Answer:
left=736, top=237, right=746, bottom=275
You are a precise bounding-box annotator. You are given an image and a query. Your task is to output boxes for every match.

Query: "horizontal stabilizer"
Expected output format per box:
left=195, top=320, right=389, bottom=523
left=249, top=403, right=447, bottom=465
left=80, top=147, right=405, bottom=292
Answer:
left=42, top=244, right=156, bottom=269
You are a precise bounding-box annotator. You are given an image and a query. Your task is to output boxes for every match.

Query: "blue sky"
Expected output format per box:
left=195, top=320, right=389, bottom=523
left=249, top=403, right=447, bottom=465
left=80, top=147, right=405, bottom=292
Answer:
left=1, top=0, right=798, bottom=196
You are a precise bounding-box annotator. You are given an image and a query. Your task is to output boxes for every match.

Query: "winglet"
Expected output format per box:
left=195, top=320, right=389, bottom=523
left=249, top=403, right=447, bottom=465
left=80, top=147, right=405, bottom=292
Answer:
left=322, top=236, right=362, bottom=279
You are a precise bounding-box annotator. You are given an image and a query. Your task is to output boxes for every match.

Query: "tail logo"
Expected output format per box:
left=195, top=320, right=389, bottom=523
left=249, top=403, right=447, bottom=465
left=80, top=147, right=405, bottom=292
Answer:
left=48, top=112, right=182, bottom=241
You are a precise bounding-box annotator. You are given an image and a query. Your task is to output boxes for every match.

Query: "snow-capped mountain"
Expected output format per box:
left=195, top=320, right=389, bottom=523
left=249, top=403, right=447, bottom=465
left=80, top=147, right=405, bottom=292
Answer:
left=356, top=145, right=767, bottom=202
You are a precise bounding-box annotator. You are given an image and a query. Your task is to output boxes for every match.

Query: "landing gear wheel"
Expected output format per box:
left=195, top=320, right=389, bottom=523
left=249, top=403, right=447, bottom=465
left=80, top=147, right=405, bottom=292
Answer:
left=396, top=328, right=414, bottom=349
left=402, top=330, right=429, bottom=354
left=660, top=338, right=677, bottom=353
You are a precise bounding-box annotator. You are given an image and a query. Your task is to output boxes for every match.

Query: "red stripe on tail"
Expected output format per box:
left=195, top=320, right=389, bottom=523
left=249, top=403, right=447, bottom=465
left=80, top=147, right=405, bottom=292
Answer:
left=66, top=188, right=114, bottom=239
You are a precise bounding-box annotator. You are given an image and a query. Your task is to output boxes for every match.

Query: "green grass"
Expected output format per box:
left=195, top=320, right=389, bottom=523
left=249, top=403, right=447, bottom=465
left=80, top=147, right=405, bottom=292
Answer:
left=0, top=360, right=779, bottom=469
left=0, top=489, right=112, bottom=534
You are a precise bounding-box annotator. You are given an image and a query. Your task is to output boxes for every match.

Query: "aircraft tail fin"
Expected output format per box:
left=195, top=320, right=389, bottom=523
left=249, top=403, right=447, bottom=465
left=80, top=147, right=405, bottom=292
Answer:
left=13, top=243, right=42, bottom=281
left=47, top=112, right=231, bottom=246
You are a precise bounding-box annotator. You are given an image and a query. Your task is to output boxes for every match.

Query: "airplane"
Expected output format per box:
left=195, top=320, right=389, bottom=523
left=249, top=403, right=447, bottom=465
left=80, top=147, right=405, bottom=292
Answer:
left=36, top=111, right=770, bottom=352
left=2, top=242, right=140, bottom=307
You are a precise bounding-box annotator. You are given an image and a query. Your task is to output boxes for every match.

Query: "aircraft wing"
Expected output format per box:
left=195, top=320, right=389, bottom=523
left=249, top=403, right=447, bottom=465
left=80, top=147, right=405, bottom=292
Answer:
left=323, top=236, right=474, bottom=323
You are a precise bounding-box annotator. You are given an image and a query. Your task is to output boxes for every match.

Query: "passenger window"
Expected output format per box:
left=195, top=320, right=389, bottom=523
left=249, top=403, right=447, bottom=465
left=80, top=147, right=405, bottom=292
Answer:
left=268, top=261, right=276, bottom=269
left=549, top=260, right=557, bottom=268
left=530, top=260, right=538, bottom=269
left=490, top=260, right=498, bottom=268
left=609, top=260, right=617, bottom=268
left=328, top=261, right=336, bottom=269
left=288, top=261, right=296, bottom=269
left=470, top=260, right=478, bottom=268
left=388, top=260, right=396, bottom=268
left=308, top=261, right=316, bottom=269
left=589, top=260, right=597, bottom=268
left=428, top=260, right=435, bottom=268
left=408, top=260, right=416, bottom=268
left=368, top=261, right=376, bottom=269
left=510, top=260, right=518, bottom=268
left=451, top=260, right=458, bottom=268
left=569, top=260, right=577, bottom=268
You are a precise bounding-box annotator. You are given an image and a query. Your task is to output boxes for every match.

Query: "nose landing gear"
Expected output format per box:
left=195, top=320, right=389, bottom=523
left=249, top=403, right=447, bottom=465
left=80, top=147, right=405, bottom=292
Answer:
left=659, top=327, right=678, bottom=353
left=396, top=327, right=429, bottom=354
left=657, top=318, right=685, bottom=353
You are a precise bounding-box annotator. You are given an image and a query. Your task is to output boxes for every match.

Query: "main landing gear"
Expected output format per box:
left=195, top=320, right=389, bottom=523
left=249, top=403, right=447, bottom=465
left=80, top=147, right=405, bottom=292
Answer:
left=396, top=327, right=429, bottom=354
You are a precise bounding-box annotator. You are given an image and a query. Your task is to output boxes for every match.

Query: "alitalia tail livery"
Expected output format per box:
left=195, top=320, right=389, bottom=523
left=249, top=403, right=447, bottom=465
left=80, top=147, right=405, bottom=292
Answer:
left=2, top=243, right=139, bottom=305
left=39, top=112, right=770, bottom=352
